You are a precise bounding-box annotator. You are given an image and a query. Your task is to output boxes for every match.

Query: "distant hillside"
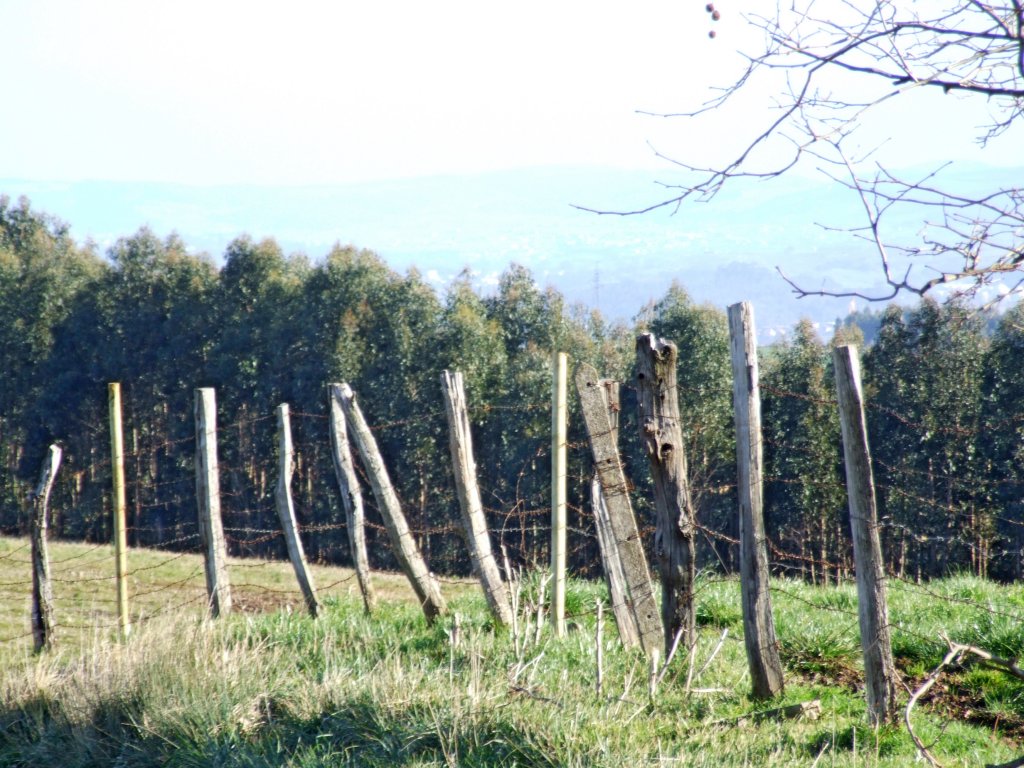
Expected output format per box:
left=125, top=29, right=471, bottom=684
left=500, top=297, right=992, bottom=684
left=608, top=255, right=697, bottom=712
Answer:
left=4, top=164, right=1020, bottom=340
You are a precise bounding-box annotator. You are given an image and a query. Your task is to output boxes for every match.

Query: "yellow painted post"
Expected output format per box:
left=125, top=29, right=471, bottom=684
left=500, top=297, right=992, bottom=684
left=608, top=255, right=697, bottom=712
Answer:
left=109, top=383, right=131, bottom=638
left=551, top=351, right=568, bottom=637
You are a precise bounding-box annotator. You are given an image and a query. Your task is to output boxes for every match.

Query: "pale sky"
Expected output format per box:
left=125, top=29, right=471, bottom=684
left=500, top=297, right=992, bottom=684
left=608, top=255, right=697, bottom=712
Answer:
left=1, top=0, right=1015, bottom=187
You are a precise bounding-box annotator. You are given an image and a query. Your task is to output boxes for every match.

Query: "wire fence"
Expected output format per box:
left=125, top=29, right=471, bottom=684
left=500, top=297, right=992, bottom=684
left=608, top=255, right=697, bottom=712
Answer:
left=2, top=360, right=1022, bottom=660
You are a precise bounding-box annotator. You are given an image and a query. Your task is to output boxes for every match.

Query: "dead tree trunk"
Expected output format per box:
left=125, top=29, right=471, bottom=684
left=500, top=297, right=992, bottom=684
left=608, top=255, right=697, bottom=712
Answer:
left=576, top=362, right=663, bottom=659
left=833, top=345, right=898, bottom=726
left=274, top=404, right=320, bottom=618
left=195, top=388, right=232, bottom=618
left=328, top=383, right=376, bottom=614
left=31, top=444, right=61, bottom=652
left=635, top=334, right=697, bottom=655
left=440, top=370, right=513, bottom=626
left=336, top=382, right=447, bottom=624
left=728, top=302, right=785, bottom=699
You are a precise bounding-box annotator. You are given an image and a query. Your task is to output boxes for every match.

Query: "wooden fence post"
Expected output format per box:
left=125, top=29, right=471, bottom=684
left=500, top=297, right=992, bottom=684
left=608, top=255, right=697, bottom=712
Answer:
left=635, top=334, right=697, bottom=656
left=194, top=388, right=232, bottom=617
left=31, top=444, right=61, bottom=652
left=274, top=403, right=320, bottom=617
left=440, top=371, right=514, bottom=626
left=336, top=383, right=447, bottom=624
left=551, top=351, right=568, bottom=637
left=589, top=377, right=641, bottom=648
left=328, top=383, right=376, bottom=614
left=108, top=382, right=131, bottom=638
left=833, top=344, right=898, bottom=726
left=576, top=362, right=663, bottom=659
left=728, top=301, right=785, bottom=700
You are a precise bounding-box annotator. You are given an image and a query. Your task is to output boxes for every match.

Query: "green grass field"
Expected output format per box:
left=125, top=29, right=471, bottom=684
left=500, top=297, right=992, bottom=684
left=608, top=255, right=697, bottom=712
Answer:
left=1, top=536, right=1022, bottom=767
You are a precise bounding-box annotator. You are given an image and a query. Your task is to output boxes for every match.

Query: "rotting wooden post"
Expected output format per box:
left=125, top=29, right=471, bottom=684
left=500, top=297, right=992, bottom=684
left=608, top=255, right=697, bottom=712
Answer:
left=635, top=334, right=697, bottom=656
left=833, top=344, right=898, bottom=726
left=440, top=371, right=513, bottom=626
left=274, top=403, right=320, bottom=618
left=31, top=444, right=61, bottom=652
left=551, top=351, right=568, bottom=637
left=194, top=388, right=232, bottom=617
left=328, top=384, right=376, bottom=614
left=576, top=362, right=664, bottom=660
left=728, top=302, right=785, bottom=700
left=589, top=378, right=641, bottom=647
left=337, top=383, right=447, bottom=623
left=108, top=382, right=131, bottom=638
left=591, top=477, right=640, bottom=647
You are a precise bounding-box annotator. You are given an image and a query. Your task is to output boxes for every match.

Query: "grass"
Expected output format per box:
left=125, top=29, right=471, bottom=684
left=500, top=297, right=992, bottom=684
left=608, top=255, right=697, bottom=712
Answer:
left=1, top=537, right=1023, bottom=766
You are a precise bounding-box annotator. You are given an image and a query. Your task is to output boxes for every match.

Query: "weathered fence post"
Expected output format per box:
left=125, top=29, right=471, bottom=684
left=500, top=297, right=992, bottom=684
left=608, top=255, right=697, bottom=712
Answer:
left=274, top=403, right=320, bottom=617
left=440, top=370, right=513, bottom=626
left=635, top=334, right=697, bottom=655
left=728, top=301, right=785, bottom=699
left=31, top=444, right=61, bottom=652
left=576, top=362, right=663, bottom=659
left=551, top=351, right=568, bottom=637
left=108, top=382, right=131, bottom=638
left=194, top=388, right=232, bottom=617
left=336, top=383, right=447, bottom=624
left=588, top=377, right=641, bottom=648
left=328, top=383, right=376, bottom=614
left=833, top=344, right=898, bottom=726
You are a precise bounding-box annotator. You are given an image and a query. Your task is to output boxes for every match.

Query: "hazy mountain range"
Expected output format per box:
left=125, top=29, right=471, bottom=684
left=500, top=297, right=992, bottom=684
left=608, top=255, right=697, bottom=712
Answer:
left=3, top=164, right=1020, bottom=341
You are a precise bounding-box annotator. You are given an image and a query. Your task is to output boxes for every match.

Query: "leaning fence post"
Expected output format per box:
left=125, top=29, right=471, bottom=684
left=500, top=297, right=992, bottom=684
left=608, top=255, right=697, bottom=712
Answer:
left=551, top=351, right=568, bottom=637
left=576, top=362, right=663, bottom=660
left=108, top=382, right=131, bottom=638
left=440, top=370, right=513, bottom=626
left=337, top=383, right=447, bottom=624
left=728, top=301, right=785, bottom=700
left=274, top=403, right=320, bottom=617
left=31, top=444, right=61, bottom=652
left=195, top=388, right=232, bottom=617
left=328, top=383, right=376, bottom=614
left=833, top=344, right=898, bottom=726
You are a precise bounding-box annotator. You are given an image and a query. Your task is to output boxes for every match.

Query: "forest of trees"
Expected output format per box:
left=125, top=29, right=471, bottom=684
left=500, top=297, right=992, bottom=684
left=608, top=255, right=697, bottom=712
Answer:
left=3, top=194, right=1023, bottom=582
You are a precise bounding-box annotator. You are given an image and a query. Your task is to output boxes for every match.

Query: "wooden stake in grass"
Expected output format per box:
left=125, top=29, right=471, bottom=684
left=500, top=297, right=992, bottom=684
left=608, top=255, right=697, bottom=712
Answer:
left=635, top=335, right=697, bottom=657
left=440, top=370, right=513, bottom=626
left=109, top=382, right=131, bottom=639
left=274, top=403, right=319, bottom=618
left=551, top=351, right=568, bottom=638
left=833, top=345, right=898, bottom=726
left=194, top=388, right=232, bottom=618
left=596, top=599, right=604, bottom=697
left=336, top=382, right=447, bottom=624
left=728, top=302, right=784, bottom=700
left=328, top=383, right=376, bottom=614
left=31, top=444, right=61, bottom=652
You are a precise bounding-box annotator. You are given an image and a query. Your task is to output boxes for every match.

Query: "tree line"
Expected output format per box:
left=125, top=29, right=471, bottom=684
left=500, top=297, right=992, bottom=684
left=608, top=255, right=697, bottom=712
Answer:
left=2, top=194, right=1022, bottom=581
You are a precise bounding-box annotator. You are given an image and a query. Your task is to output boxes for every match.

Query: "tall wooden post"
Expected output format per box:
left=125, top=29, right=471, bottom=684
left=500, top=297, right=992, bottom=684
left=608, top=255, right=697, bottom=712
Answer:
left=833, top=345, right=898, bottom=726
left=440, top=370, right=513, bottom=626
left=576, top=363, right=663, bottom=659
left=274, top=404, right=320, bottom=617
left=194, top=388, right=232, bottom=617
left=336, top=383, right=447, bottom=623
left=551, top=351, right=568, bottom=637
left=31, top=444, right=61, bottom=652
left=328, top=383, right=376, bottom=614
left=108, top=382, right=131, bottom=638
left=635, top=335, right=697, bottom=655
left=728, top=302, right=785, bottom=699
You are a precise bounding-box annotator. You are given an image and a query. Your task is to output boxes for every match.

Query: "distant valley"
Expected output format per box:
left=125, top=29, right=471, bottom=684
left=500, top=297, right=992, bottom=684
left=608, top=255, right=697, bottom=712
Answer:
left=4, top=165, right=1020, bottom=341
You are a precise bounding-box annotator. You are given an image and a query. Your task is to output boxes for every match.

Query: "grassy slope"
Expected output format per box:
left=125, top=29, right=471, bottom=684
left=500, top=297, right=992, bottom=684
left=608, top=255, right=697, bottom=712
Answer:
left=1, top=536, right=1022, bottom=767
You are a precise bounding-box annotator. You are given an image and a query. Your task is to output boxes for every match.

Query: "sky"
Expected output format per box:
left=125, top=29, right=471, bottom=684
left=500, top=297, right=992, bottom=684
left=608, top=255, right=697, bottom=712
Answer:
left=2, top=0, right=1016, bottom=187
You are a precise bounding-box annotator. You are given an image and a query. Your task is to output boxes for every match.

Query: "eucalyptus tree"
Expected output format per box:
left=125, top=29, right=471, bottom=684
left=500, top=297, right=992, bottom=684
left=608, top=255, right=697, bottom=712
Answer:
left=762, top=319, right=846, bottom=583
